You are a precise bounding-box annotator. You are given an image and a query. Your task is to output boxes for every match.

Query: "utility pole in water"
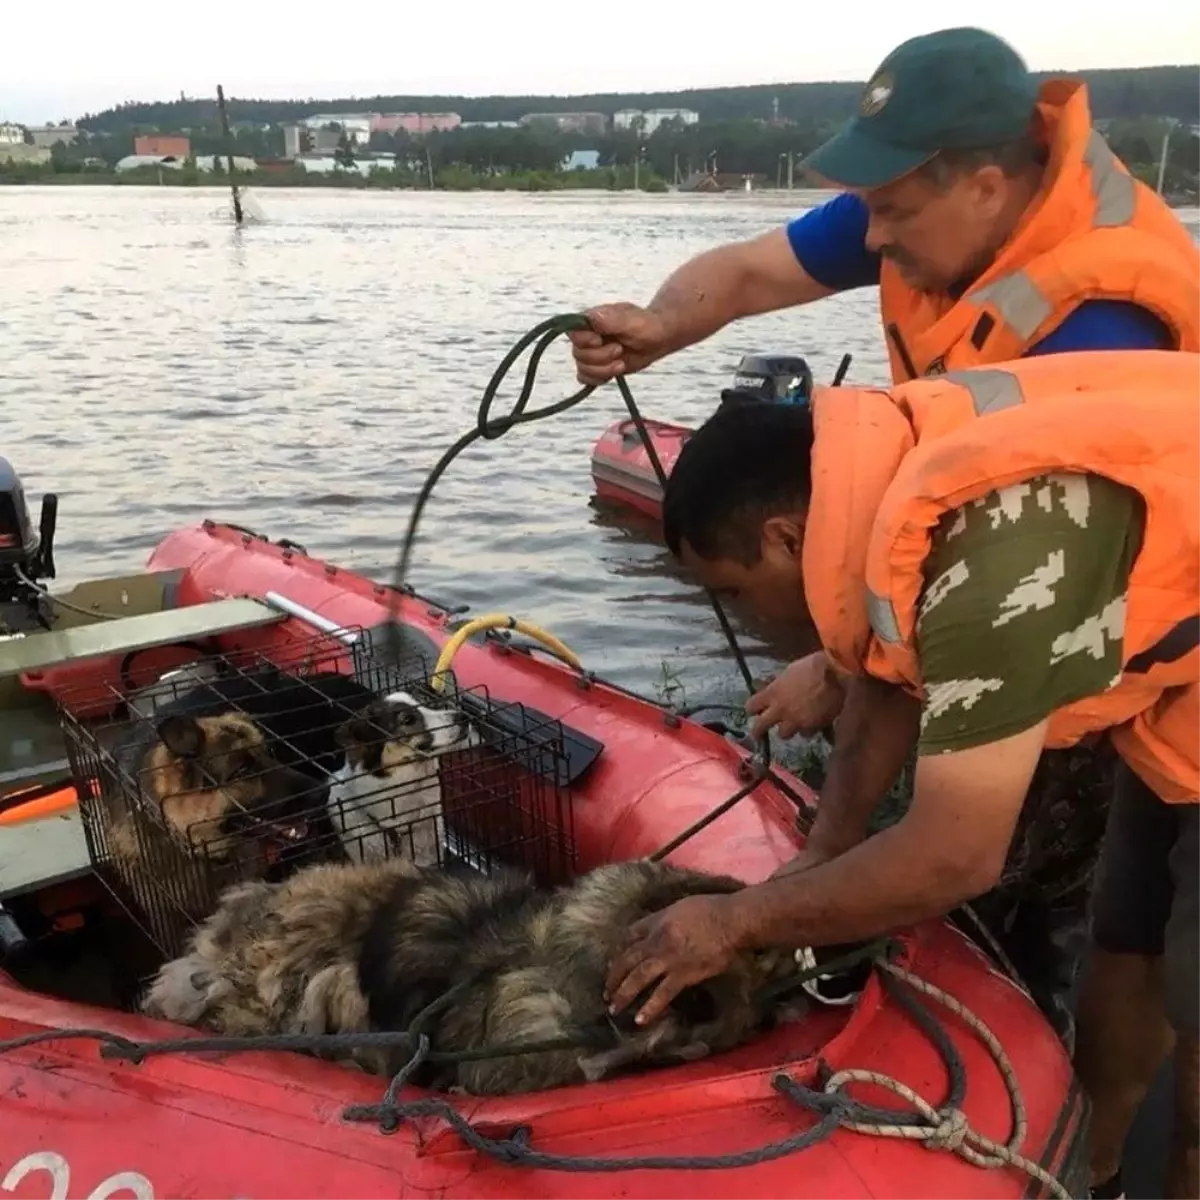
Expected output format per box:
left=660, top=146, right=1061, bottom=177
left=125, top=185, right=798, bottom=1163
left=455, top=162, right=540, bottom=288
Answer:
left=216, top=84, right=243, bottom=226
left=1156, top=119, right=1178, bottom=196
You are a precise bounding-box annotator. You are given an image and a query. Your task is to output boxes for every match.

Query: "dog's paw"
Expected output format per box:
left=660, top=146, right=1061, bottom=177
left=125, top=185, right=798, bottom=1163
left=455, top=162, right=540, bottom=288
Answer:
left=141, top=956, right=220, bottom=1024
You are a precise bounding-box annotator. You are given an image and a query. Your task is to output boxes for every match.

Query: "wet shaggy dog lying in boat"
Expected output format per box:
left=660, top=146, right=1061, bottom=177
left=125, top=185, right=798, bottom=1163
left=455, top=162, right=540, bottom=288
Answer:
left=326, top=691, right=478, bottom=866
left=107, top=666, right=380, bottom=868
left=140, top=857, right=799, bottom=1094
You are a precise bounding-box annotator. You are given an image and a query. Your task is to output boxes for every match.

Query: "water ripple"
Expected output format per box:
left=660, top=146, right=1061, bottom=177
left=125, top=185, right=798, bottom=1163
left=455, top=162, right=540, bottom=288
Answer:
left=4, top=186, right=1196, bottom=705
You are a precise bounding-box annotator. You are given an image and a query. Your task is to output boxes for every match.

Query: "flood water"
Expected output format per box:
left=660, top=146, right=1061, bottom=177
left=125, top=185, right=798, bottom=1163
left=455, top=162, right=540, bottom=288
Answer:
left=3, top=187, right=1197, bottom=709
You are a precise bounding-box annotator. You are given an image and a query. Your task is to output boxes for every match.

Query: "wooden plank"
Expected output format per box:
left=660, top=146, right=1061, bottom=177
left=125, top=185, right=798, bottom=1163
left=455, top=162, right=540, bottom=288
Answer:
left=0, top=807, right=90, bottom=899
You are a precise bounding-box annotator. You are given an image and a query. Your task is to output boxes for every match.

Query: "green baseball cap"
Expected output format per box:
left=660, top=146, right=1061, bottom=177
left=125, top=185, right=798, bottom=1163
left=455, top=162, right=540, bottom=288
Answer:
left=803, top=27, right=1039, bottom=189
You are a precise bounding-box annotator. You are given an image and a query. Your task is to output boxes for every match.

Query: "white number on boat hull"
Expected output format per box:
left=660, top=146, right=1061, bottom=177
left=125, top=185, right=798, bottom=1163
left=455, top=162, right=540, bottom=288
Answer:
left=2, top=1152, right=154, bottom=1200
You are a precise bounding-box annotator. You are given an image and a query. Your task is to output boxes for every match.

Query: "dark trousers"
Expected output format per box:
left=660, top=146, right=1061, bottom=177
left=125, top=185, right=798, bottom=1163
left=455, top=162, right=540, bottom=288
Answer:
left=953, top=740, right=1121, bottom=1052
left=1090, top=760, right=1199, bottom=1037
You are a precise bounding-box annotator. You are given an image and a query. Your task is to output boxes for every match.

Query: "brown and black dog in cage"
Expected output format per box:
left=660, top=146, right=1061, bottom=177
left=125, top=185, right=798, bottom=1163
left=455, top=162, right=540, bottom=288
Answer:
left=140, top=856, right=801, bottom=1094
left=107, top=666, right=383, bottom=869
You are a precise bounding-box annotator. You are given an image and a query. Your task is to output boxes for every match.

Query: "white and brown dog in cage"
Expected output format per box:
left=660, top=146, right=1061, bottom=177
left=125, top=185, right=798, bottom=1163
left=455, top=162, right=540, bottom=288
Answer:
left=140, top=856, right=802, bottom=1094
left=326, top=691, right=478, bottom=867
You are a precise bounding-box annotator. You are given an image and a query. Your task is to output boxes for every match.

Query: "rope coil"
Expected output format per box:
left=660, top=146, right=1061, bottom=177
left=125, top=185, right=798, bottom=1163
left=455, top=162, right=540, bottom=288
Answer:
left=383, top=312, right=816, bottom=852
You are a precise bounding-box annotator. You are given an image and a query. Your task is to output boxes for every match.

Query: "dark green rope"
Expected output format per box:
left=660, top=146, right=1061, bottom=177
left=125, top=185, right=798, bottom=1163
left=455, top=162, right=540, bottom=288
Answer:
left=382, top=312, right=816, bottom=856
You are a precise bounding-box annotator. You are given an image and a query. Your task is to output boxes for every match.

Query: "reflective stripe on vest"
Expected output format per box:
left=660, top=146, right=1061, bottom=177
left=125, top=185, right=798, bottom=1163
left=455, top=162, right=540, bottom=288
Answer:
left=941, top=369, right=1026, bottom=415
left=967, top=132, right=1139, bottom=341
left=867, top=366, right=1027, bottom=643
left=867, top=587, right=903, bottom=644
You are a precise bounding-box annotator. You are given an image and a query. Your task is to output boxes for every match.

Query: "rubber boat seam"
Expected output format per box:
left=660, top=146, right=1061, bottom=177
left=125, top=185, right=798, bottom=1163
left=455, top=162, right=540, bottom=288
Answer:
left=601, top=754, right=762, bottom=862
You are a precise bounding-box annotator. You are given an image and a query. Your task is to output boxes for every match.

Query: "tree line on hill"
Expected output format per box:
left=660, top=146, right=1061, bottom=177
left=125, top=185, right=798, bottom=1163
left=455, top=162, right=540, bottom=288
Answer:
left=76, top=65, right=1199, bottom=136
left=29, top=107, right=1195, bottom=199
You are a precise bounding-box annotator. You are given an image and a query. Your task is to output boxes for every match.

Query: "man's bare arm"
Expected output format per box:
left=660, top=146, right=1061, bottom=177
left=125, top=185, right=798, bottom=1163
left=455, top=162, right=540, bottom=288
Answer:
left=649, top=228, right=833, bottom=356
left=606, top=722, right=1049, bottom=1026
left=805, top=676, right=922, bottom=859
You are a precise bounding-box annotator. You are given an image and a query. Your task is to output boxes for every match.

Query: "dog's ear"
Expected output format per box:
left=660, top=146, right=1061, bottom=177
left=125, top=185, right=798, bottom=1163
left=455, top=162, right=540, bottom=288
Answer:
left=335, top=701, right=392, bottom=750
left=334, top=715, right=367, bottom=751
left=157, top=714, right=207, bottom=759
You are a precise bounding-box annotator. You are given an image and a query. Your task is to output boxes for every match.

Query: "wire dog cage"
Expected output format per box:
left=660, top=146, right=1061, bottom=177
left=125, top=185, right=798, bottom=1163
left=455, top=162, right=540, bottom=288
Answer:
left=58, top=627, right=577, bottom=957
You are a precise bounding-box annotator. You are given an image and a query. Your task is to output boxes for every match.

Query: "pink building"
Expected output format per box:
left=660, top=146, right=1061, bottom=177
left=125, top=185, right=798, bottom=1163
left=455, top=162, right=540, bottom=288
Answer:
left=371, top=112, right=461, bottom=136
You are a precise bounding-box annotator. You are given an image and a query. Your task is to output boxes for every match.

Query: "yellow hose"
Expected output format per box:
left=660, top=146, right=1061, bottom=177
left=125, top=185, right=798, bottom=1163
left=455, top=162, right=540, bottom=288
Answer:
left=431, top=613, right=582, bottom=691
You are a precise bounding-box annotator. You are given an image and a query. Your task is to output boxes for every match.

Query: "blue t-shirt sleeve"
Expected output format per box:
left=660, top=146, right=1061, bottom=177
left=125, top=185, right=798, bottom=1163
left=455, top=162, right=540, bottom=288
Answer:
left=1024, top=301, right=1174, bottom=355
left=785, top=192, right=882, bottom=293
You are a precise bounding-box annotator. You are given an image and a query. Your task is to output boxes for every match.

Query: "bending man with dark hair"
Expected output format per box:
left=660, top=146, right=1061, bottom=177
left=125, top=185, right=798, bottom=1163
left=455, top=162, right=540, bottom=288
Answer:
left=579, top=27, right=1198, bottom=1198
left=604, top=369, right=1200, bottom=1200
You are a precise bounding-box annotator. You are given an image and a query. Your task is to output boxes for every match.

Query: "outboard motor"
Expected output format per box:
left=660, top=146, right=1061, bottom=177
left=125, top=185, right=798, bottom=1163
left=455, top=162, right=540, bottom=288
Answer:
left=720, top=353, right=813, bottom=408
left=0, top=456, right=57, bottom=618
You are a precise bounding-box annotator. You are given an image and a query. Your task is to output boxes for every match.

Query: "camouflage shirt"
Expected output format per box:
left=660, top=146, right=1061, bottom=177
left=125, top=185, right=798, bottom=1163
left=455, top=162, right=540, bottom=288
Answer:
left=915, top=472, right=1145, bottom=756
left=911, top=472, right=1143, bottom=904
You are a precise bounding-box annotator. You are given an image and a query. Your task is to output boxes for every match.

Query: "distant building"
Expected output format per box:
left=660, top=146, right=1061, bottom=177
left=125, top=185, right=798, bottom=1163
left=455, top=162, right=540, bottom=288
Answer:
left=372, top=112, right=461, bottom=136
left=293, top=152, right=397, bottom=177
left=562, top=149, right=601, bottom=171
left=460, top=120, right=522, bottom=130
left=283, top=125, right=346, bottom=157
left=0, top=143, right=50, bottom=165
left=195, top=154, right=259, bottom=172
left=519, top=112, right=607, bottom=135
left=26, top=125, right=78, bottom=147
left=299, top=113, right=373, bottom=144
left=134, top=134, right=190, bottom=158
left=613, top=108, right=700, bottom=136
left=115, top=154, right=184, bottom=172
left=0, top=122, right=25, bottom=146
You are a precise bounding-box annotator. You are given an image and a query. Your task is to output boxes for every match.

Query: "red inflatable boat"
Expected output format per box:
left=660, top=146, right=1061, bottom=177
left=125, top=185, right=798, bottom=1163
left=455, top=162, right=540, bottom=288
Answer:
left=0, top=472, right=1085, bottom=1197
left=590, top=352, right=830, bottom=524
left=591, top=416, right=691, bottom=521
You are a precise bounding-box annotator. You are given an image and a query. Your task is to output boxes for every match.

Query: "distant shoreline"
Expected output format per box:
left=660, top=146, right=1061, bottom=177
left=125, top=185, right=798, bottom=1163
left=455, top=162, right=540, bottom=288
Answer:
left=2, top=176, right=1195, bottom=209
left=0, top=170, right=813, bottom=197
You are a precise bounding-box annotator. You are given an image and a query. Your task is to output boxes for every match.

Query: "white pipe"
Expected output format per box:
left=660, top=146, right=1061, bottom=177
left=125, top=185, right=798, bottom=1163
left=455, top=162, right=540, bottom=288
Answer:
left=264, top=591, right=359, bottom=644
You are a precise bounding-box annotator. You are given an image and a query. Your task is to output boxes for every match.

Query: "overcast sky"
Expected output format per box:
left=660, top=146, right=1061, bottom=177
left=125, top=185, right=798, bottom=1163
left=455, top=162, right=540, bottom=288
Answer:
left=3, top=0, right=1196, bottom=123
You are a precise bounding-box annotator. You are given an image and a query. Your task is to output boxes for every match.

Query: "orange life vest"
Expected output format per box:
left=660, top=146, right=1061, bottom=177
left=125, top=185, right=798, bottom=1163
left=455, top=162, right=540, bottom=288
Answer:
left=879, top=80, right=1200, bottom=382
left=803, top=350, right=1200, bottom=802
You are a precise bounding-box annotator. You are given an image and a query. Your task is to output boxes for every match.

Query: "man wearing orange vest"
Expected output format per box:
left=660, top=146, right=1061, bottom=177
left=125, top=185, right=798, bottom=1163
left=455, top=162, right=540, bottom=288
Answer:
left=576, top=28, right=1198, bottom=1034
left=581, top=27, right=1199, bottom=1198
left=602, top=353, right=1199, bottom=1199
left=571, top=28, right=1198, bottom=386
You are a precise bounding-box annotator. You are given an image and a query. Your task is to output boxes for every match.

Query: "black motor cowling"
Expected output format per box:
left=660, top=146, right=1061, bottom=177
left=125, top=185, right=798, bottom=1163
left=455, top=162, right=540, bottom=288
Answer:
left=0, top=457, right=57, bottom=602
left=720, top=353, right=813, bottom=408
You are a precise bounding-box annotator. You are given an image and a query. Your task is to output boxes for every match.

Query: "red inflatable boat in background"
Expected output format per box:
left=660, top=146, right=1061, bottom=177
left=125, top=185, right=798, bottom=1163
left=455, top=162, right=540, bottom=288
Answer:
left=591, top=415, right=691, bottom=520
left=590, top=352, right=823, bottom=523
